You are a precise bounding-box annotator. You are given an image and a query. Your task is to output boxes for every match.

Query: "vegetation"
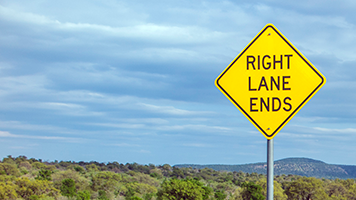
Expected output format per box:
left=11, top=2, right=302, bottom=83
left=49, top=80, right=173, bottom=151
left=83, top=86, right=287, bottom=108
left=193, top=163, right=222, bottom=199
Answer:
left=0, top=155, right=356, bottom=199
left=176, top=158, right=356, bottom=179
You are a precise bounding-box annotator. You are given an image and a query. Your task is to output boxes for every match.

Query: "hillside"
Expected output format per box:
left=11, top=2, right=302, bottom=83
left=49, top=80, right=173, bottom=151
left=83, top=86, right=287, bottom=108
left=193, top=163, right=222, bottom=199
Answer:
left=175, top=157, right=356, bottom=179
left=3, top=155, right=356, bottom=199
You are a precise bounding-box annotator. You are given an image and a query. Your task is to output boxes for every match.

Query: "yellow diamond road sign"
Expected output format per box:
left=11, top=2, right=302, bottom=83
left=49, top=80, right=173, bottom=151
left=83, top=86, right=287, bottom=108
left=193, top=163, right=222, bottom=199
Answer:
left=215, top=24, right=326, bottom=140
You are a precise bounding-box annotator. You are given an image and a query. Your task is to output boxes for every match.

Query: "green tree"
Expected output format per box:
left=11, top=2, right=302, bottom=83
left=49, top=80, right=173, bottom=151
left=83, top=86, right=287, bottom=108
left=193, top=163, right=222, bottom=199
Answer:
left=15, top=177, right=59, bottom=199
left=241, top=182, right=264, bottom=200
left=91, top=171, right=122, bottom=191
left=98, top=190, right=109, bottom=200
left=86, top=164, right=99, bottom=172
left=214, top=190, right=227, bottom=200
left=326, top=181, right=348, bottom=199
left=129, top=197, right=143, bottom=200
left=74, top=165, right=85, bottom=174
left=124, top=171, right=160, bottom=187
left=52, top=169, right=90, bottom=192
left=36, top=169, right=53, bottom=181
left=31, top=162, right=56, bottom=171
left=0, top=163, right=20, bottom=176
left=143, top=193, right=155, bottom=200
left=19, top=161, right=32, bottom=171
left=348, top=183, right=356, bottom=200
left=60, top=178, right=76, bottom=198
left=2, top=156, right=15, bottom=165
left=124, top=186, right=136, bottom=199
left=124, top=182, right=157, bottom=198
left=284, top=177, right=328, bottom=200
left=77, top=190, right=91, bottom=200
left=157, top=178, right=205, bottom=200
left=171, top=167, right=185, bottom=179
left=29, top=195, right=39, bottom=200
left=0, top=181, right=18, bottom=199
left=257, top=179, right=287, bottom=200
left=161, top=164, right=172, bottom=177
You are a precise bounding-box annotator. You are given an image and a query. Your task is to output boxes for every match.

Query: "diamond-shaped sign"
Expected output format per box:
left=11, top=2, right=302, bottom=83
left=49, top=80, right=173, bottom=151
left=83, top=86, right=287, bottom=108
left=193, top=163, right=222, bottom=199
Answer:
left=215, top=24, right=326, bottom=140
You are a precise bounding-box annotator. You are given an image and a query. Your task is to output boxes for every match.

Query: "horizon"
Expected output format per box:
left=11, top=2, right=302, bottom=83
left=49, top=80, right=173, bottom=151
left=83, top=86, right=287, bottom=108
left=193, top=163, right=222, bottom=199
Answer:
left=5, top=155, right=353, bottom=167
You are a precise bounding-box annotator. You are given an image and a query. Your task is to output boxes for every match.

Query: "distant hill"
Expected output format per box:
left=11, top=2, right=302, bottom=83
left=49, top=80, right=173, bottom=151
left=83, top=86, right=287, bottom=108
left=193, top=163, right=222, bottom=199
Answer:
left=174, top=158, right=356, bottom=179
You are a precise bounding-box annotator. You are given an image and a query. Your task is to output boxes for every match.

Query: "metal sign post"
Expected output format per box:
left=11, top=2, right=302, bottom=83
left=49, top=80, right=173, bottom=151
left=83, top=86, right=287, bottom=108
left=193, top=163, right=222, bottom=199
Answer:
left=267, top=139, right=274, bottom=200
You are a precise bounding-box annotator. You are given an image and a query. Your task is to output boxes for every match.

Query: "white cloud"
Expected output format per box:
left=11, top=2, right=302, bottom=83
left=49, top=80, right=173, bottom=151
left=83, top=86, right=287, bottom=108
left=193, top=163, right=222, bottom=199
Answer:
left=89, top=123, right=146, bottom=129
left=0, top=130, right=81, bottom=142
left=137, top=149, right=150, bottom=154
left=0, top=4, right=228, bottom=46
left=182, top=143, right=211, bottom=148
left=0, top=75, right=49, bottom=95
left=38, top=102, right=104, bottom=116
left=0, top=131, right=13, bottom=137
left=112, top=143, right=140, bottom=147
left=0, top=5, right=52, bottom=25
left=137, top=103, right=198, bottom=115
left=155, top=124, right=231, bottom=133
left=0, top=120, right=67, bottom=132
left=313, top=127, right=356, bottom=134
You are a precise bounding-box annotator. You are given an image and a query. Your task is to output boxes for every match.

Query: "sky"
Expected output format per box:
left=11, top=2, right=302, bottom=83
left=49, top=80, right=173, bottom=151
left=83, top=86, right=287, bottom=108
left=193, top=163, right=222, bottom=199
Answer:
left=0, top=0, right=356, bottom=166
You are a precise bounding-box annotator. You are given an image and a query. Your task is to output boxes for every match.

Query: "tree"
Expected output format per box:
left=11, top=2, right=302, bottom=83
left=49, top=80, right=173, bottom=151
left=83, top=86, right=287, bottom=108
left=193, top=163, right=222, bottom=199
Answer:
left=15, top=177, right=59, bottom=199
left=98, top=190, right=109, bottom=200
left=31, top=162, right=55, bottom=171
left=127, top=197, right=143, bottom=200
left=74, top=165, right=85, bottom=174
left=0, top=163, right=20, bottom=176
left=284, top=177, right=328, bottom=200
left=171, top=167, right=185, bottom=179
left=124, top=182, right=157, bottom=198
left=35, top=169, right=53, bottom=181
left=86, top=163, right=99, bottom=172
left=240, top=182, right=264, bottom=200
left=91, top=171, right=122, bottom=191
left=2, top=156, right=15, bottom=165
left=326, top=181, right=348, bottom=199
left=257, top=179, right=287, bottom=200
left=52, top=169, right=91, bottom=192
left=157, top=178, right=206, bottom=200
left=143, top=193, right=155, bottom=200
left=18, top=161, right=32, bottom=171
left=0, top=181, right=18, bottom=199
left=161, top=164, right=172, bottom=177
left=77, top=190, right=91, bottom=200
left=60, top=178, right=76, bottom=198
left=214, top=190, right=227, bottom=200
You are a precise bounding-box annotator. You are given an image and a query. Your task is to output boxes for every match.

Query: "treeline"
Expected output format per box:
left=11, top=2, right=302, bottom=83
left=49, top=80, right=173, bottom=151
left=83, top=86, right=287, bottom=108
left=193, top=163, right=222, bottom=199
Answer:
left=0, top=155, right=356, bottom=200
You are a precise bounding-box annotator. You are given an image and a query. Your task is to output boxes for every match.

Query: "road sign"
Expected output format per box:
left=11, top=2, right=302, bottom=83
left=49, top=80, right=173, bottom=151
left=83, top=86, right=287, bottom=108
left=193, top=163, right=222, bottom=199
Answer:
left=215, top=24, right=326, bottom=140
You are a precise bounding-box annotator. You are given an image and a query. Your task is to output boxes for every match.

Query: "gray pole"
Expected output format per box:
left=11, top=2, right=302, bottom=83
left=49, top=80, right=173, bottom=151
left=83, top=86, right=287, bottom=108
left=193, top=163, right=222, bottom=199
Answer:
left=267, top=139, right=274, bottom=200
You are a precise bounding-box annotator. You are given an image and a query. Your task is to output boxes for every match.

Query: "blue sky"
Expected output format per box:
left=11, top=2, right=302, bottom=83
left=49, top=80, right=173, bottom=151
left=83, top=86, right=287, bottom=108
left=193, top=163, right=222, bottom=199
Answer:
left=0, top=0, right=356, bottom=165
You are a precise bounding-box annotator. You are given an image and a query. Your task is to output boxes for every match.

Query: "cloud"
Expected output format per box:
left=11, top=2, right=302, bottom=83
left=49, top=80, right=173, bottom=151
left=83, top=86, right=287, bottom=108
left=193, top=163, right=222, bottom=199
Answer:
left=39, top=102, right=104, bottom=116
left=0, top=0, right=355, bottom=165
left=182, top=143, right=212, bottom=148
left=312, top=127, right=356, bottom=134
left=0, top=120, right=68, bottom=132
left=89, top=123, right=146, bottom=129
left=137, top=150, right=150, bottom=154
left=0, top=130, right=81, bottom=142
left=0, top=131, right=13, bottom=137
left=155, top=124, right=231, bottom=133
left=112, top=143, right=140, bottom=147
left=137, top=103, right=200, bottom=116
